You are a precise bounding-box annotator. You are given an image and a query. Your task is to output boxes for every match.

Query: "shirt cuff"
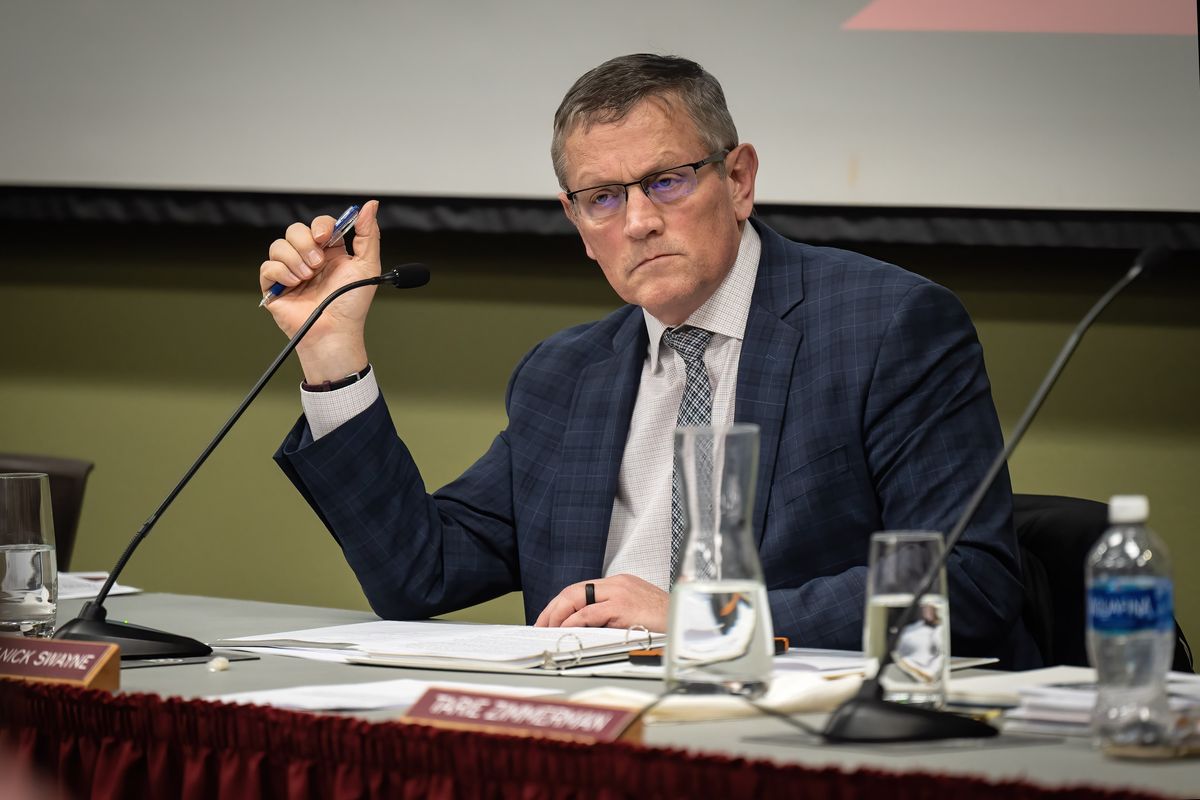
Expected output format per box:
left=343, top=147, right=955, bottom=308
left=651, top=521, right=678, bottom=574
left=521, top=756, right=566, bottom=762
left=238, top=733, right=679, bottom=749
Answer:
left=300, top=366, right=380, bottom=441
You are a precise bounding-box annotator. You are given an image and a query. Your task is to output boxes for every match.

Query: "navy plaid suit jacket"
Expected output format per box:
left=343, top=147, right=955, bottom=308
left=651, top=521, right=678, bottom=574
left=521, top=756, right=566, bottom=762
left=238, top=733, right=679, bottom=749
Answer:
left=276, top=219, right=1040, bottom=669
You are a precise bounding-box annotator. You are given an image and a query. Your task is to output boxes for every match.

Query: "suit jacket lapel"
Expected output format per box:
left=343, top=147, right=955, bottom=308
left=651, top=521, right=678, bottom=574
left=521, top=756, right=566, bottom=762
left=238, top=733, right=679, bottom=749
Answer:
left=552, top=312, right=647, bottom=584
left=738, top=220, right=806, bottom=547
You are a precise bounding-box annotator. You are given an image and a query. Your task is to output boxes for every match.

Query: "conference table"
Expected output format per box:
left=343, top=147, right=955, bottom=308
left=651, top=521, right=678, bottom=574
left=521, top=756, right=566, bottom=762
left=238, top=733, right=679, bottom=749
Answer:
left=4, top=593, right=1197, bottom=799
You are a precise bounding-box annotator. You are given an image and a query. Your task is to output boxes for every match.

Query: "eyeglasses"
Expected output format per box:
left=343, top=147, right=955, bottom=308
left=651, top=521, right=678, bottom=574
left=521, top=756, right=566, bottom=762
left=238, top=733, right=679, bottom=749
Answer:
left=566, top=149, right=731, bottom=222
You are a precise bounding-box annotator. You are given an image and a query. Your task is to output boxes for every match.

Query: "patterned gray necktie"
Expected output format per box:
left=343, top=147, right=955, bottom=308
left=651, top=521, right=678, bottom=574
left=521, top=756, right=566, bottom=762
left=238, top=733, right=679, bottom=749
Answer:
left=663, top=326, right=713, bottom=582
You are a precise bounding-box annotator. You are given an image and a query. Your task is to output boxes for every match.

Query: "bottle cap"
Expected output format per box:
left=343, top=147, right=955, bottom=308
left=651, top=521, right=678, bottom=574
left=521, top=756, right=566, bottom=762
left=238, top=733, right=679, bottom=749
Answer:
left=1108, top=495, right=1149, bottom=524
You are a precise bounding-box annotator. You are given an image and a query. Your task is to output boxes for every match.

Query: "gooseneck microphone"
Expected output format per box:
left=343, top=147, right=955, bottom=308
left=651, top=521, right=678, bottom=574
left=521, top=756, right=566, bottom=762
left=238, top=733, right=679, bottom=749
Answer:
left=54, top=264, right=431, bottom=659
left=822, top=246, right=1173, bottom=743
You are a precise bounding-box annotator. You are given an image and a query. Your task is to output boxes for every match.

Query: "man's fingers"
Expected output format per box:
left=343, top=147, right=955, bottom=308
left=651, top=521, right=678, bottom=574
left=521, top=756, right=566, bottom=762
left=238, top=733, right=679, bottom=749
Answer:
left=285, top=222, right=325, bottom=270
left=350, top=199, right=382, bottom=265
left=259, top=260, right=302, bottom=293
left=535, top=582, right=593, bottom=627
left=267, top=238, right=314, bottom=280
left=546, top=594, right=582, bottom=627
left=560, top=603, right=614, bottom=629
left=534, top=595, right=569, bottom=627
left=537, top=577, right=669, bottom=630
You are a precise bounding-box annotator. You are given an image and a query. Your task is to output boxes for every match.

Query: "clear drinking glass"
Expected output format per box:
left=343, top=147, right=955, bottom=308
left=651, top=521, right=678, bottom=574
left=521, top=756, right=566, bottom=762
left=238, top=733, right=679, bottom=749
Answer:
left=666, top=424, right=773, bottom=699
left=863, top=531, right=950, bottom=707
left=0, top=473, right=58, bottom=638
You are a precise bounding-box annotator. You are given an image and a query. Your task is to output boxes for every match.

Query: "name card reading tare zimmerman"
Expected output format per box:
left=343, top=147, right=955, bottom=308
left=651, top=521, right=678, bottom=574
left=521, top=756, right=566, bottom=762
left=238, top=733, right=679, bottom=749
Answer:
left=405, top=688, right=641, bottom=743
left=0, top=637, right=119, bottom=691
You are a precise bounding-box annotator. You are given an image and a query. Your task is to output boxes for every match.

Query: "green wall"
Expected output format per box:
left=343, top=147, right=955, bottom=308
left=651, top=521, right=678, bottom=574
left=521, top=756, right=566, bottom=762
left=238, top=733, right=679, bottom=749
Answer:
left=2, top=224, right=1196, bottom=640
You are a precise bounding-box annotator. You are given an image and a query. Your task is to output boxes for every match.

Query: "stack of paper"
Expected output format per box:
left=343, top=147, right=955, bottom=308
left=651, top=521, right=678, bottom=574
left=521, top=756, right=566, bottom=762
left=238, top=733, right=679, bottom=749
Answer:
left=212, top=620, right=665, bottom=672
left=990, top=671, right=1200, bottom=737
left=1002, top=685, right=1099, bottom=736
left=949, top=665, right=1095, bottom=708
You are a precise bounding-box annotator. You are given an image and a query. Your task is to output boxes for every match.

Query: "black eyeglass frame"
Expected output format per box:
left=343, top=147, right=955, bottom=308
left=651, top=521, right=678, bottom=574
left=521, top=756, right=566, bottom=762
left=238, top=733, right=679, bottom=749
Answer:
left=565, top=148, right=733, bottom=215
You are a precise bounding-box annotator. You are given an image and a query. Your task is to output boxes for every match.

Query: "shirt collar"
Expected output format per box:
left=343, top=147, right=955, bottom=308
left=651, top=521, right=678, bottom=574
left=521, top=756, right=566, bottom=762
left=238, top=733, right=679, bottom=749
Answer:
left=645, top=222, right=761, bottom=371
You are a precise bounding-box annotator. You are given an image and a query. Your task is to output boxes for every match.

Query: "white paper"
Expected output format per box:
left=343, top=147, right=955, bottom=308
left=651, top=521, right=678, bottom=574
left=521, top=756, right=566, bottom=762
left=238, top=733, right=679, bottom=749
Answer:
left=572, top=672, right=863, bottom=723
left=578, top=649, right=995, bottom=681
left=210, top=678, right=561, bottom=711
left=225, top=647, right=356, bottom=664
left=58, top=571, right=142, bottom=600
left=1019, top=677, right=1200, bottom=710
left=214, top=620, right=661, bottom=668
left=954, top=666, right=1200, bottom=708
left=774, top=649, right=867, bottom=674
left=999, top=673, right=1200, bottom=735
left=776, top=649, right=996, bottom=675
left=948, top=665, right=1095, bottom=707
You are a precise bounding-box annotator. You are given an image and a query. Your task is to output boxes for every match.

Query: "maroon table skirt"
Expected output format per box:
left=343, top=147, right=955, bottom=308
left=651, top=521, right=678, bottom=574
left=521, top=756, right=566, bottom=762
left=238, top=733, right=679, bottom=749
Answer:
left=0, top=679, right=1161, bottom=800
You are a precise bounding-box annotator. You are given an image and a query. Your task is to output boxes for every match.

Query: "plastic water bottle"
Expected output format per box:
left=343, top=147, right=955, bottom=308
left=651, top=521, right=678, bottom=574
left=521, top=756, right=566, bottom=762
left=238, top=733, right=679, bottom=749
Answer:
left=1086, top=495, right=1175, bottom=753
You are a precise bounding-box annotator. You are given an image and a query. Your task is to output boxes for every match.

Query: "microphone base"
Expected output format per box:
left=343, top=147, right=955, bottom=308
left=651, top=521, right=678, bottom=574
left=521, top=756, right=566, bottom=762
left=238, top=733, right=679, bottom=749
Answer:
left=823, top=693, right=998, bottom=743
left=54, top=608, right=212, bottom=660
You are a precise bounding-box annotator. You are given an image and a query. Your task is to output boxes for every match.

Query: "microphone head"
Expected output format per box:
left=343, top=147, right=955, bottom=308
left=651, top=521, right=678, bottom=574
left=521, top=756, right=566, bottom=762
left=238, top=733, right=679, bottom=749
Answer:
left=386, top=263, right=431, bottom=289
left=1134, top=246, right=1173, bottom=277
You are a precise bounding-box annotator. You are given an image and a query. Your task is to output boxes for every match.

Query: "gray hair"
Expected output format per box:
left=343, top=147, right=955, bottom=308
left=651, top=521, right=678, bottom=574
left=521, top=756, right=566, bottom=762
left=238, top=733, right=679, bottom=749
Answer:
left=551, top=54, right=739, bottom=190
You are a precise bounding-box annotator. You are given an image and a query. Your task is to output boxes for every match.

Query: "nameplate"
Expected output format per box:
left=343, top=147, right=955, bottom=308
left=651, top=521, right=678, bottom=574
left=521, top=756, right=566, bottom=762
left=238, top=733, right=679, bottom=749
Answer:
left=404, top=688, right=641, bottom=743
left=0, top=636, right=119, bottom=691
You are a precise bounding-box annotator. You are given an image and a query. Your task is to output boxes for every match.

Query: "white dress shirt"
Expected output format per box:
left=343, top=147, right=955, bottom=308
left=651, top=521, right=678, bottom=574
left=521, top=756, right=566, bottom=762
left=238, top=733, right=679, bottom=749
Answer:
left=602, top=223, right=760, bottom=589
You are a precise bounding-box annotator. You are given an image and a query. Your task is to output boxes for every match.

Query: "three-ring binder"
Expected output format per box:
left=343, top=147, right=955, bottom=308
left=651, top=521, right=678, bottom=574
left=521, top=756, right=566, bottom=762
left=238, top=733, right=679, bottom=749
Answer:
left=537, top=625, right=666, bottom=671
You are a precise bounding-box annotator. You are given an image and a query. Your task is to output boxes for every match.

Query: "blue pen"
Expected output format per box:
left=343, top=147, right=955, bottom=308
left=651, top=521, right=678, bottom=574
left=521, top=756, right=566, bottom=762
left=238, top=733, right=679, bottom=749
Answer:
left=259, top=204, right=361, bottom=307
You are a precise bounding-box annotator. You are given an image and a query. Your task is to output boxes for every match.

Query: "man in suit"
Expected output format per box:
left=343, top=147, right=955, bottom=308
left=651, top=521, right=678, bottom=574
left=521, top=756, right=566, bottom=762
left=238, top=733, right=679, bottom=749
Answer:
left=261, top=54, right=1039, bottom=668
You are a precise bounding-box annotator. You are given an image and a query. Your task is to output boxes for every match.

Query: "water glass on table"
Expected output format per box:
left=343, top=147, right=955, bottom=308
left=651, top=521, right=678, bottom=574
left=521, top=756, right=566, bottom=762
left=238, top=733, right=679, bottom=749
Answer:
left=0, top=473, right=58, bottom=638
left=863, top=530, right=950, bottom=708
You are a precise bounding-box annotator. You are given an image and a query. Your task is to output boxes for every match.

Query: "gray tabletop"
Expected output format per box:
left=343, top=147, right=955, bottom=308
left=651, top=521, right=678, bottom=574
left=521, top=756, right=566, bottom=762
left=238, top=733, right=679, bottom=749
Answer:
left=60, top=593, right=1199, bottom=798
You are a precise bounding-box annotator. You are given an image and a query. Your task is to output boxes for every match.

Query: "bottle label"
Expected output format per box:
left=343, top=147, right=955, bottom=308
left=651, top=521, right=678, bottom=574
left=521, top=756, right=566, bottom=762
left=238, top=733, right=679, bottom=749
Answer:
left=1087, top=578, right=1174, bottom=634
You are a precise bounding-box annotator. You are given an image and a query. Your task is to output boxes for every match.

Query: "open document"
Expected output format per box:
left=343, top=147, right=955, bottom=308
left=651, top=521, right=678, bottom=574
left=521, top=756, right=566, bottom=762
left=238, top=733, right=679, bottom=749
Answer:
left=211, top=620, right=665, bottom=673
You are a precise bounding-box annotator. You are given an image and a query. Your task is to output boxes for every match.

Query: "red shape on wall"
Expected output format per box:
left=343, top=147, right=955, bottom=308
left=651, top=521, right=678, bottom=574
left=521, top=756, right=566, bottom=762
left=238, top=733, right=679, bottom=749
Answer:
left=843, top=0, right=1195, bottom=36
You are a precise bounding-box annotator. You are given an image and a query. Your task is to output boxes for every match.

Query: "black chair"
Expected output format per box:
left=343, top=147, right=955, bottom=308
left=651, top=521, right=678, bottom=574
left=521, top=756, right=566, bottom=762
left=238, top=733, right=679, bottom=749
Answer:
left=1014, top=493, right=1194, bottom=672
left=0, top=453, right=93, bottom=572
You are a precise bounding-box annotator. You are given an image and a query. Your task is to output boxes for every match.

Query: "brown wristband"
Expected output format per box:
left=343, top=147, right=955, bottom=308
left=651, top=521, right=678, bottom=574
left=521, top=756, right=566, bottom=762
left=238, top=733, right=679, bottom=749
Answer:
left=301, top=364, right=371, bottom=393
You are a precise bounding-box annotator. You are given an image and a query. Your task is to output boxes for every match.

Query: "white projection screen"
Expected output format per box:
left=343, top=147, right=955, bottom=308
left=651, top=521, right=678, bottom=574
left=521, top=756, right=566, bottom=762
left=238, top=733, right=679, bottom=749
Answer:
left=2, top=0, right=1197, bottom=239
